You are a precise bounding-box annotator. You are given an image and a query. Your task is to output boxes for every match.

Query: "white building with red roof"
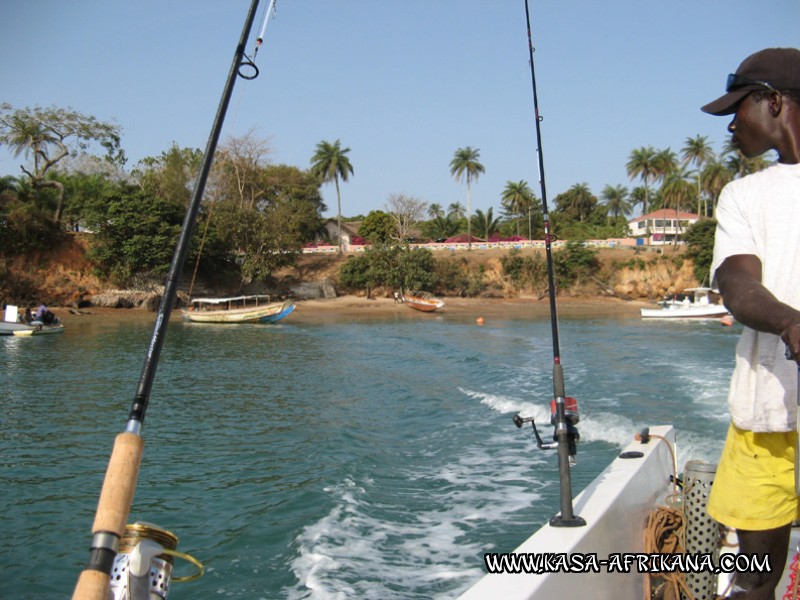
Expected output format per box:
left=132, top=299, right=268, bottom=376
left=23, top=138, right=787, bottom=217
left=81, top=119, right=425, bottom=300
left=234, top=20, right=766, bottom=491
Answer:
left=627, top=209, right=701, bottom=245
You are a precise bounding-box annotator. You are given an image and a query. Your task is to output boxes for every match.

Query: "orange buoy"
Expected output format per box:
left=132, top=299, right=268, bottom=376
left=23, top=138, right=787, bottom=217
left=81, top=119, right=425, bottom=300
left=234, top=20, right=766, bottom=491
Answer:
left=476, top=317, right=485, bottom=325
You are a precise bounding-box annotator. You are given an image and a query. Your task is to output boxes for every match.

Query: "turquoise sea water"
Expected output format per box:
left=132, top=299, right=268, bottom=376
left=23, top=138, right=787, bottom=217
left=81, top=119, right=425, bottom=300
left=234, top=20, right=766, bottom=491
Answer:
left=1, top=308, right=740, bottom=599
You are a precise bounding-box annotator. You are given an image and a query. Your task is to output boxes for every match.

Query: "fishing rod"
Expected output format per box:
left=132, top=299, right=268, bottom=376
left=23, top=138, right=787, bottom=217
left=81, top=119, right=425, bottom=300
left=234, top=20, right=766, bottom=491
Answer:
left=514, top=0, right=585, bottom=528
left=72, top=2, right=264, bottom=598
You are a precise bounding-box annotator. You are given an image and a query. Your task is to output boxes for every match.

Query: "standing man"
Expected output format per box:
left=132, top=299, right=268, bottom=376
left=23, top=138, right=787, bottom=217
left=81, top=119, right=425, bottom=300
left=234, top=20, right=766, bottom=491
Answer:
left=703, top=47, right=800, bottom=599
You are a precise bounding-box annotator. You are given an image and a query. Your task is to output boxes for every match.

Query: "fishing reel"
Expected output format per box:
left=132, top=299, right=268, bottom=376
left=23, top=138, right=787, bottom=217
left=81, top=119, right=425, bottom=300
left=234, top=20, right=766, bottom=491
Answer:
left=513, top=396, right=580, bottom=465
left=109, top=522, right=203, bottom=600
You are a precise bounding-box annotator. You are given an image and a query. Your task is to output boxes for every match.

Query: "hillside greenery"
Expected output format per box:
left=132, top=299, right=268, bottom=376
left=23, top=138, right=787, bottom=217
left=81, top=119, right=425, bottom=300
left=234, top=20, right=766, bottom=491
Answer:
left=0, top=103, right=763, bottom=299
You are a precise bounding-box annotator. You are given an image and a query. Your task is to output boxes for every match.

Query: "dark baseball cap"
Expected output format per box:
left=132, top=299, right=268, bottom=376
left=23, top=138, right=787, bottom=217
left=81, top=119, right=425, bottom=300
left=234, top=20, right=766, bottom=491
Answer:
left=701, top=47, right=800, bottom=116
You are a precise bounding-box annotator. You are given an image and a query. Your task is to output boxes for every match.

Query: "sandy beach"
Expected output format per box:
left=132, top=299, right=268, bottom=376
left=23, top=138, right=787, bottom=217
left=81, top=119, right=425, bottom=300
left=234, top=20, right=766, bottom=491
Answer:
left=52, top=294, right=651, bottom=325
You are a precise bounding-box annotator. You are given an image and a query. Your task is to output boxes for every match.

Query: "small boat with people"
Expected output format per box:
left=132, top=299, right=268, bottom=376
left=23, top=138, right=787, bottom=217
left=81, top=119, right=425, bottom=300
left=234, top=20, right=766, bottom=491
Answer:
left=181, top=295, right=295, bottom=324
left=0, top=304, right=65, bottom=336
left=402, top=291, right=445, bottom=312
left=640, top=287, right=730, bottom=319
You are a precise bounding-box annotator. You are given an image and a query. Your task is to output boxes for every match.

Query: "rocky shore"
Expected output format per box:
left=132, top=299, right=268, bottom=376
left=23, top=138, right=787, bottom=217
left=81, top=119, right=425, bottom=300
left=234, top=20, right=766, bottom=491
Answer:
left=2, top=236, right=700, bottom=313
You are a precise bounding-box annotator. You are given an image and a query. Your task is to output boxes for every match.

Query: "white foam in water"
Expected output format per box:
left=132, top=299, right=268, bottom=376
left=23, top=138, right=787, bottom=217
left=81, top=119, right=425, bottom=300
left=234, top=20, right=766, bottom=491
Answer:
left=285, top=429, right=548, bottom=600
left=458, top=386, right=548, bottom=422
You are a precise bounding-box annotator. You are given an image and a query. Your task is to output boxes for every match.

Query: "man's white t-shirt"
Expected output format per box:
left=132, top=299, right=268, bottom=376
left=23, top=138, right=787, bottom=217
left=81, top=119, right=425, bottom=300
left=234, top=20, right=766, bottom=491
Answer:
left=711, top=162, right=800, bottom=432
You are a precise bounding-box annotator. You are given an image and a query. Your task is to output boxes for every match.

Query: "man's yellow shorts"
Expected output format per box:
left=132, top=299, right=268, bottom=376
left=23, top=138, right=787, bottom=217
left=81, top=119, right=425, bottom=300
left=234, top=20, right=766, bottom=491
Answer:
left=707, top=422, right=800, bottom=530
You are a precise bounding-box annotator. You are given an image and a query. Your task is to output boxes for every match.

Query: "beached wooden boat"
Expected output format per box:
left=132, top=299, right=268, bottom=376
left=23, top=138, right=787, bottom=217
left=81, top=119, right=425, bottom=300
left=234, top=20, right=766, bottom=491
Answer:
left=181, top=295, right=295, bottom=324
left=402, top=292, right=445, bottom=312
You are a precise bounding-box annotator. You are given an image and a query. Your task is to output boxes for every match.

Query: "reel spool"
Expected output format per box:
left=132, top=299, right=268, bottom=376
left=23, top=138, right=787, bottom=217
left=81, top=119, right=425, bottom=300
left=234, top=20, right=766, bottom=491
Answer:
left=109, top=522, right=203, bottom=600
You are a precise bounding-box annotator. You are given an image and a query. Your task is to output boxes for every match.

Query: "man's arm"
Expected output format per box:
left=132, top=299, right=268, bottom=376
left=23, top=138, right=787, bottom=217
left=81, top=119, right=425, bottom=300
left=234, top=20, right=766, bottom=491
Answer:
left=716, top=254, right=800, bottom=362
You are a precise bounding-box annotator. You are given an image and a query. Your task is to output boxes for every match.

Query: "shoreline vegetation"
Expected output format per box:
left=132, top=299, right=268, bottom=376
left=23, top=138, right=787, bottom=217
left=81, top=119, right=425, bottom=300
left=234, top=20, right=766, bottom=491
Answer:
left=0, top=237, right=698, bottom=320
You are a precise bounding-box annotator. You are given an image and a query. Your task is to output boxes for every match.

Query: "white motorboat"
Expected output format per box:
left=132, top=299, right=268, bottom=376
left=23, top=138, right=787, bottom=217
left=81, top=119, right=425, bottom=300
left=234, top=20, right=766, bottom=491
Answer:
left=640, top=287, right=730, bottom=319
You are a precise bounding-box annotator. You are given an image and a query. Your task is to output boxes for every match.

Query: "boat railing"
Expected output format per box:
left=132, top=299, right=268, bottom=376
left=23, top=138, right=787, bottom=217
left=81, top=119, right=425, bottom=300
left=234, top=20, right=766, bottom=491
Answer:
left=191, top=294, right=274, bottom=310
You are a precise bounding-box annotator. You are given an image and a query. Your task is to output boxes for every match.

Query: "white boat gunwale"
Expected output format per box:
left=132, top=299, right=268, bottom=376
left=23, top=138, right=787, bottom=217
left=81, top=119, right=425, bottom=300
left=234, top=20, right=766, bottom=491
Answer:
left=459, top=426, right=677, bottom=600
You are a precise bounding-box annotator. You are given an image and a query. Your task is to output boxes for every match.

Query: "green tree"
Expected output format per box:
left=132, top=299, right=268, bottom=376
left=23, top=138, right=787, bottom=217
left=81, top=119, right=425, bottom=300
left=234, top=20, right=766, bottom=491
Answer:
left=450, top=146, right=485, bottom=250
left=133, top=144, right=203, bottom=208
left=722, top=139, right=772, bottom=179
left=87, top=184, right=184, bottom=285
left=60, top=171, right=118, bottom=232
left=359, top=210, right=395, bottom=244
left=683, top=218, right=717, bottom=285
left=421, top=215, right=460, bottom=241
left=471, top=207, right=501, bottom=240
left=311, top=139, right=354, bottom=254
left=428, top=203, right=444, bottom=219
left=339, top=245, right=435, bottom=298
left=600, top=184, right=632, bottom=223
left=700, top=158, right=731, bottom=218
left=681, top=135, right=714, bottom=216
left=626, top=146, right=657, bottom=216
left=554, top=241, right=600, bottom=289
left=501, top=180, right=536, bottom=237
left=0, top=103, right=124, bottom=223
left=555, top=183, right=597, bottom=222
left=660, top=167, right=695, bottom=244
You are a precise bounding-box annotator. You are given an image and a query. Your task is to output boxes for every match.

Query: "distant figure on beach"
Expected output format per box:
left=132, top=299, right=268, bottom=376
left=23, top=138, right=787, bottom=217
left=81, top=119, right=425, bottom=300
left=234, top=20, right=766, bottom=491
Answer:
left=394, top=291, right=402, bottom=303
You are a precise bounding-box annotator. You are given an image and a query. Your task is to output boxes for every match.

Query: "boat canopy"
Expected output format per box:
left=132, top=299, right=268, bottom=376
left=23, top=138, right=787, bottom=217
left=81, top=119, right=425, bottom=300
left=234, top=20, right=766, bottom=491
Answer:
left=190, top=295, right=272, bottom=305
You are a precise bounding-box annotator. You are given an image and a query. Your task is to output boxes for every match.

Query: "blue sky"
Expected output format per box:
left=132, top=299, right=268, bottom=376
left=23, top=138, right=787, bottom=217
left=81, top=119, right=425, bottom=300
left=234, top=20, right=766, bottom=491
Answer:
left=2, top=1, right=798, bottom=219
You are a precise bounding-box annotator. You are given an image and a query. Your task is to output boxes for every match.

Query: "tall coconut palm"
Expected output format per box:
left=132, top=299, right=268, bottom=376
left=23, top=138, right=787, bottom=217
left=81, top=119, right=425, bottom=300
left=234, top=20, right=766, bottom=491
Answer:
left=600, top=184, right=632, bottom=223
left=681, top=135, right=714, bottom=216
left=310, top=139, right=354, bottom=254
left=626, top=146, right=657, bottom=217
left=653, top=148, right=678, bottom=186
left=501, top=180, right=534, bottom=237
left=660, top=167, right=694, bottom=244
left=700, top=158, right=732, bottom=218
left=450, top=146, right=485, bottom=250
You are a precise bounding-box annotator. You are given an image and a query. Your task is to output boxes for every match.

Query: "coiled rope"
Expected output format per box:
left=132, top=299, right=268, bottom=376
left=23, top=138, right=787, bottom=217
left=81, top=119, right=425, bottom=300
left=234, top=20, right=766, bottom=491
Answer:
left=640, top=433, right=695, bottom=600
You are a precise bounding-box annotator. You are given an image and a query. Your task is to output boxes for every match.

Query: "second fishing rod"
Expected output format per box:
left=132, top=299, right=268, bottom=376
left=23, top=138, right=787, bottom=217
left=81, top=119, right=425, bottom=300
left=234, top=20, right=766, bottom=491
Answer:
left=517, top=0, right=585, bottom=528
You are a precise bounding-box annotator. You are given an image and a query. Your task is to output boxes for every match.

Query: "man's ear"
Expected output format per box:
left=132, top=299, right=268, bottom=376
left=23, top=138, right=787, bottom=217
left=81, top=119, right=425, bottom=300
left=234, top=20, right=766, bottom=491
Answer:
left=769, top=91, right=784, bottom=117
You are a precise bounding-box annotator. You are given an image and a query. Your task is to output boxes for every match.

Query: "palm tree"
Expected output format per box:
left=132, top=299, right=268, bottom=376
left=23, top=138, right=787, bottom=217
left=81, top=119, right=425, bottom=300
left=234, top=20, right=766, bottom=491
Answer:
left=427, top=203, right=444, bottom=219
left=626, top=146, right=657, bottom=216
left=310, top=139, right=354, bottom=254
left=501, top=180, right=534, bottom=237
left=653, top=148, right=678, bottom=186
left=427, top=215, right=460, bottom=240
left=600, top=184, right=632, bottom=224
left=447, top=202, right=465, bottom=220
left=700, top=158, right=731, bottom=218
left=557, top=183, right=596, bottom=222
left=471, top=207, right=501, bottom=240
left=722, top=139, right=772, bottom=179
left=450, top=146, right=485, bottom=250
left=660, top=167, right=694, bottom=244
left=681, top=135, right=714, bottom=216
